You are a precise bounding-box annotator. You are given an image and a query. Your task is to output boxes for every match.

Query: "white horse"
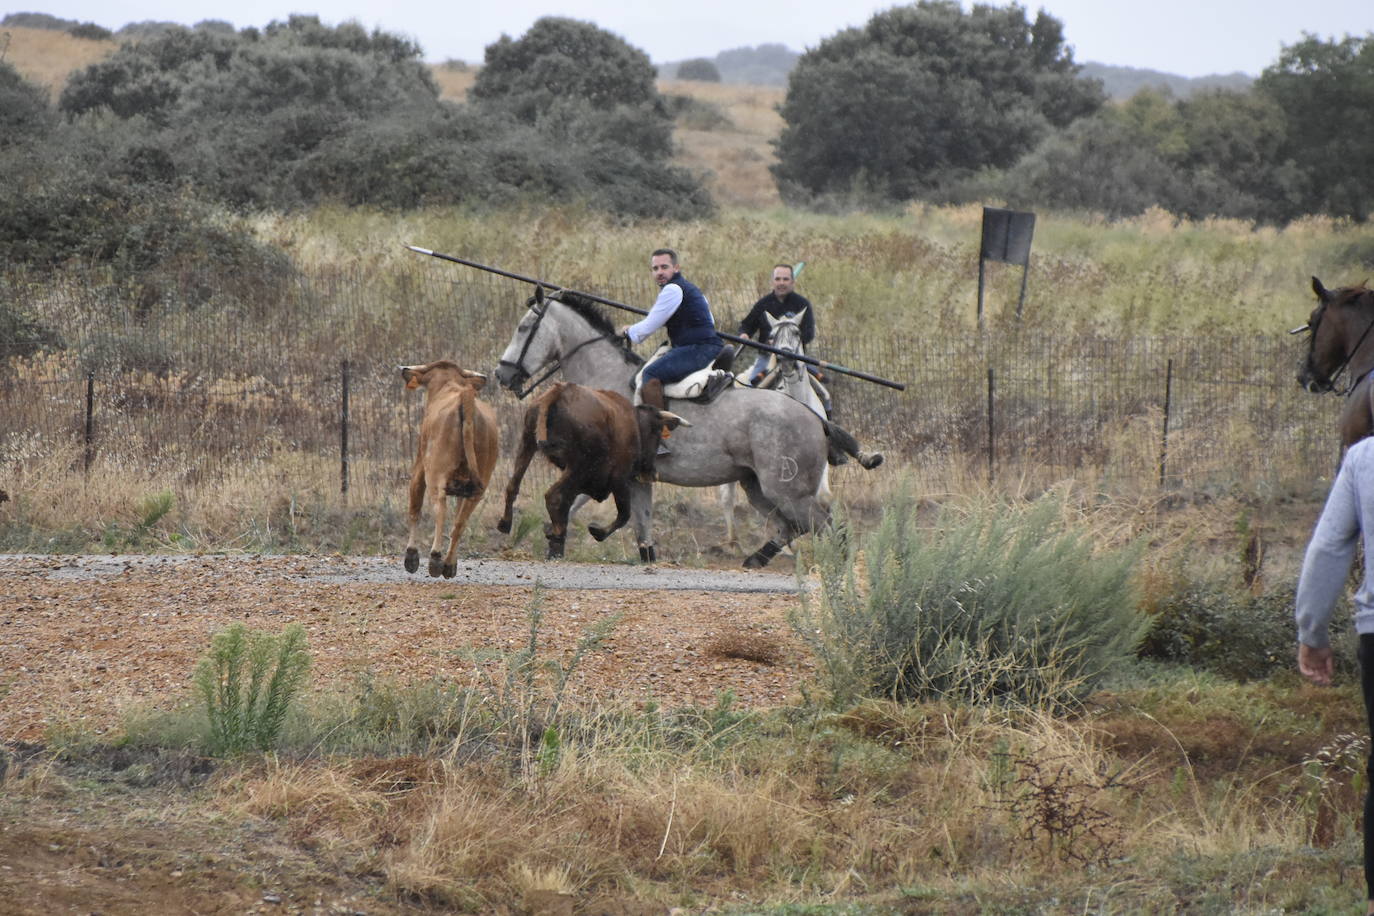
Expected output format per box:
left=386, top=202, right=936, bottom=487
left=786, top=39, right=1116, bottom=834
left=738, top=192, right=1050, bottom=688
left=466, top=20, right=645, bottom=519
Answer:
left=494, top=291, right=873, bottom=567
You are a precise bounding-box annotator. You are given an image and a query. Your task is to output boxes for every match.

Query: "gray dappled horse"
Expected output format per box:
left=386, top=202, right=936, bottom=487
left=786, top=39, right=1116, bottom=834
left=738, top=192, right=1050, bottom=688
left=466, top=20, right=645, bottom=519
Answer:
left=494, top=291, right=840, bottom=568
left=1297, top=277, right=1374, bottom=448
left=720, top=307, right=858, bottom=548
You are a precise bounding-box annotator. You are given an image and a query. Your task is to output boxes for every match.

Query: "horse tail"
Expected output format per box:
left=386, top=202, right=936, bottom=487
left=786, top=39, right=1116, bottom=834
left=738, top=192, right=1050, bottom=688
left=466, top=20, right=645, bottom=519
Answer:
left=822, top=419, right=884, bottom=470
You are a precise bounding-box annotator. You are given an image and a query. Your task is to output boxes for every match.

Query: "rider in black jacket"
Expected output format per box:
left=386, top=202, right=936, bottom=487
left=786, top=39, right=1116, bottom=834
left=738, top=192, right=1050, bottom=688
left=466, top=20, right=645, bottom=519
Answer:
left=738, top=263, right=814, bottom=385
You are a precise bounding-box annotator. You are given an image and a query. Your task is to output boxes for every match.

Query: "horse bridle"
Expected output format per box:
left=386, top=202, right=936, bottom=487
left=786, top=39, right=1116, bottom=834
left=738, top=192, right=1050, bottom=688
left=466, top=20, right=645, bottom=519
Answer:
left=1295, top=294, right=1374, bottom=396
left=497, top=296, right=623, bottom=400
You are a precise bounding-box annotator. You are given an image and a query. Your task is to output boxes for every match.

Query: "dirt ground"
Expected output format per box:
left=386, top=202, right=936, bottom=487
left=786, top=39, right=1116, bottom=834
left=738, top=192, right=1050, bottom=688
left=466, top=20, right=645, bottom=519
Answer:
left=0, top=552, right=811, bottom=915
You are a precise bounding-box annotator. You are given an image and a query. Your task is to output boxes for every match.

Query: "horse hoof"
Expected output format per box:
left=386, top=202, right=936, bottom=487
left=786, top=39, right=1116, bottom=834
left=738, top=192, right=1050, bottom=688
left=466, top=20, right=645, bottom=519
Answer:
left=427, top=553, right=442, bottom=577
left=546, top=538, right=565, bottom=559
left=441, top=563, right=457, bottom=579
left=496, top=518, right=512, bottom=534
left=588, top=525, right=609, bottom=542
left=743, top=552, right=769, bottom=569
left=404, top=548, right=419, bottom=573
left=860, top=452, right=884, bottom=470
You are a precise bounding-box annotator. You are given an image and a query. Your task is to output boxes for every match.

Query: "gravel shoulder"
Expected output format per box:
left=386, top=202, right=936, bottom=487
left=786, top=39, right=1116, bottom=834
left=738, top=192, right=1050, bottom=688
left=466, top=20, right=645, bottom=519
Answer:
left=0, top=553, right=815, bottom=744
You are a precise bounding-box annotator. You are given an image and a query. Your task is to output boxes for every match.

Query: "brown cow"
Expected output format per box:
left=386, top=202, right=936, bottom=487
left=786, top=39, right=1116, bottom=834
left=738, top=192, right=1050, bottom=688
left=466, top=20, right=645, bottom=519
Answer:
left=399, top=360, right=499, bottom=578
left=497, top=381, right=686, bottom=559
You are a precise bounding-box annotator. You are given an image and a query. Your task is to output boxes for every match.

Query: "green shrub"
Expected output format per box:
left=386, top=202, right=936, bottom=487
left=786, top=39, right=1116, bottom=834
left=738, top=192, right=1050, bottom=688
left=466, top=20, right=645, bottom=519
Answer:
left=796, top=490, right=1147, bottom=709
left=676, top=58, right=721, bottom=82
left=192, top=623, right=311, bottom=755
left=1139, top=580, right=1354, bottom=681
left=0, top=61, right=55, bottom=147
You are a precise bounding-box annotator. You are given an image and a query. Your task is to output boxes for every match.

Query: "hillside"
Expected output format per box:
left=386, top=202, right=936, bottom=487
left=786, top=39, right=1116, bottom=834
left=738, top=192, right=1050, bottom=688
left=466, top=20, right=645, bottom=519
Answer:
left=1080, top=61, right=1254, bottom=99
left=656, top=43, right=1254, bottom=100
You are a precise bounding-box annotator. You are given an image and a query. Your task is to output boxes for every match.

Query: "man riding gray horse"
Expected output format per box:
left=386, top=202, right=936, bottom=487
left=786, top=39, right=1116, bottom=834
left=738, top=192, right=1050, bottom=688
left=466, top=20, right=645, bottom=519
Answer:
left=617, top=248, right=729, bottom=482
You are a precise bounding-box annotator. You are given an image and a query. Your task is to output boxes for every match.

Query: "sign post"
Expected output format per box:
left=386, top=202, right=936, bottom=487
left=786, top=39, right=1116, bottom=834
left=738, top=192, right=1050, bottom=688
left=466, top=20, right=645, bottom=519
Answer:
left=977, top=207, right=1036, bottom=328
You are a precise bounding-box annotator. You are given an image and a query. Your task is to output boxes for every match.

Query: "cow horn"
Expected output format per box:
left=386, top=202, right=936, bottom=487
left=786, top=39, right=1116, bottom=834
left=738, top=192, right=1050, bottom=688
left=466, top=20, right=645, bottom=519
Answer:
left=1289, top=324, right=1310, bottom=335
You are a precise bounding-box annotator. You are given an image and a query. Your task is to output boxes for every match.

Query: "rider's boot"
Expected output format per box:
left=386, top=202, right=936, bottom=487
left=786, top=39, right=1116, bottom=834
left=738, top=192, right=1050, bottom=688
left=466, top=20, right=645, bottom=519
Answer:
left=637, top=378, right=669, bottom=482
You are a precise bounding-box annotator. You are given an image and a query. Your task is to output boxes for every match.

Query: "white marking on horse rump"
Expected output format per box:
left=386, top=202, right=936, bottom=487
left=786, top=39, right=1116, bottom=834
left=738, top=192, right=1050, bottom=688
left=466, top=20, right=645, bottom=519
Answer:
left=778, top=455, right=798, bottom=482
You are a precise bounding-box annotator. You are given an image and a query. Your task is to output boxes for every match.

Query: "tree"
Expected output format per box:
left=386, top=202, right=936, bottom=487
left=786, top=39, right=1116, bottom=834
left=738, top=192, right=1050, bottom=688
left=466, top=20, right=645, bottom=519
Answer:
left=676, top=58, right=721, bottom=82
left=771, top=0, right=1104, bottom=202
left=466, top=17, right=710, bottom=217
left=1257, top=33, right=1374, bottom=221
left=471, top=17, right=662, bottom=122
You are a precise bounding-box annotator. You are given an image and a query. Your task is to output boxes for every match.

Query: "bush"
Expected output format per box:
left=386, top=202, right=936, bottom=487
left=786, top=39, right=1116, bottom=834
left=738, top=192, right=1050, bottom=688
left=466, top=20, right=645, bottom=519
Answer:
left=192, top=623, right=311, bottom=755
left=0, top=158, right=294, bottom=304
left=677, top=58, right=721, bottom=82
left=0, top=61, right=55, bottom=147
left=1139, top=580, right=1355, bottom=682
left=796, top=490, right=1147, bottom=709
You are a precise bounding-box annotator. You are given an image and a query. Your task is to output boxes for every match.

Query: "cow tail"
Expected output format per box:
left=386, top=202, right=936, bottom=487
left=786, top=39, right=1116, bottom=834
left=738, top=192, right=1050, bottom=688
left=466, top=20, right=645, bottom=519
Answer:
left=460, top=387, right=480, bottom=474
left=535, top=382, right=564, bottom=448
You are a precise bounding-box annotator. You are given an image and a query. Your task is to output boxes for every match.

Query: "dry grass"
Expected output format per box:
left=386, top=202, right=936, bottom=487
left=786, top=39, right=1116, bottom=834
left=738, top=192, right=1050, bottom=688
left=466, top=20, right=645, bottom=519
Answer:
left=659, top=79, right=787, bottom=209
left=430, top=63, right=476, bottom=102
left=1, top=25, right=115, bottom=99
left=203, top=691, right=1364, bottom=909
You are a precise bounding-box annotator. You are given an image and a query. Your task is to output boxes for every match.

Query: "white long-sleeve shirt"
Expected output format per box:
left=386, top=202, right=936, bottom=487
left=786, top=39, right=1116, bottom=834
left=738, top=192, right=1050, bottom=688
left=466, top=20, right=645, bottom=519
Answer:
left=625, top=283, right=684, bottom=345
left=1296, top=437, right=1374, bottom=648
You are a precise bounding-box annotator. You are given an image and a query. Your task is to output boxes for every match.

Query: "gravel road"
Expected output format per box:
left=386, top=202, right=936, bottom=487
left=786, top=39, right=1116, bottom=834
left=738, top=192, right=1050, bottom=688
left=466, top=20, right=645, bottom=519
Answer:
left=0, top=553, right=806, bottom=592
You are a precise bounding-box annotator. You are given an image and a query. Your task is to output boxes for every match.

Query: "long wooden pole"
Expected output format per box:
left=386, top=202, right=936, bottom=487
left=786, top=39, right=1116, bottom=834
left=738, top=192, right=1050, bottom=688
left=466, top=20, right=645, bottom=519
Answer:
left=406, top=245, right=907, bottom=392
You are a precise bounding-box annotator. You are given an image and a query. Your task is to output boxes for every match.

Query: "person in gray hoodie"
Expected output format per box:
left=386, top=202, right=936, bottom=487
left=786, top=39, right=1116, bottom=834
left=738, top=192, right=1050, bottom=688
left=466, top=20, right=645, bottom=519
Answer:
left=1296, top=435, right=1374, bottom=915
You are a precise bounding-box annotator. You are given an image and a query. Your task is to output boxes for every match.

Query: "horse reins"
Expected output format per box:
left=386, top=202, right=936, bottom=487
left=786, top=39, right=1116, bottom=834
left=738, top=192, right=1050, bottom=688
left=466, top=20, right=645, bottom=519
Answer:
left=498, top=299, right=623, bottom=400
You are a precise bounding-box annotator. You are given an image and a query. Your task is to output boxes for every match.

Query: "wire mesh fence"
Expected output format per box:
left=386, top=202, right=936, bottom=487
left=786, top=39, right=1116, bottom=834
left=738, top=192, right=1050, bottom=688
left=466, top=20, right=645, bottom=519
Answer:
left=0, top=263, right=1343, bottom=502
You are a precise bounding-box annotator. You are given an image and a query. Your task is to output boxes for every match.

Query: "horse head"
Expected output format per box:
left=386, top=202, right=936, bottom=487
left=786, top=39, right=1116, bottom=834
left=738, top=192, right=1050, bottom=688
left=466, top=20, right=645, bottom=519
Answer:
left=764, top=307, right=808, bottom=356
left=495, top=287, right=639, bottom=396
left=1299, top=277, right=1374, bottom=394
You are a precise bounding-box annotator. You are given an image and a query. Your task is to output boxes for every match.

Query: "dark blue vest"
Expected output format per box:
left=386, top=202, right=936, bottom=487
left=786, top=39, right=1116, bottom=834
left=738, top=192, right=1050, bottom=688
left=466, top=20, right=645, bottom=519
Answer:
left=663, top=275, right=720, bottom=347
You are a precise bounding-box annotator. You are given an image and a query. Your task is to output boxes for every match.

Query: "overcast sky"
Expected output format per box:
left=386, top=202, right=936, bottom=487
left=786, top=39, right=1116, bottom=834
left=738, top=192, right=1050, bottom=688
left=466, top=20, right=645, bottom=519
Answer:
left=20, top=0, right=1373, bottom=77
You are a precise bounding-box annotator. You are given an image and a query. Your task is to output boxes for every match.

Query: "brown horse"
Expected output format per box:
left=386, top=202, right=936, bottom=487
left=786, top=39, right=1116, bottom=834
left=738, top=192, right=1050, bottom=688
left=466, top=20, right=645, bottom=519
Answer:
left=1297, top=277, right=1374, bottom=447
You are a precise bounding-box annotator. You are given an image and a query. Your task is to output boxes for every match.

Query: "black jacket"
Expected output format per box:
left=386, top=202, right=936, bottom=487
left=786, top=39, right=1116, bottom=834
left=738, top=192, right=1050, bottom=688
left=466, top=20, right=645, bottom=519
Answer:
left=738, top=291, right=815, bottom=345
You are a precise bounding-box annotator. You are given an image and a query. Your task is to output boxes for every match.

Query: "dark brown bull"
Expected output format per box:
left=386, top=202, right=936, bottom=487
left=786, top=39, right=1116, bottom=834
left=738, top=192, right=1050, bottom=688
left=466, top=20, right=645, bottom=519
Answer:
left=497, top=381, right=686, bottom=558
left=399, top=361, right=499, bottom=577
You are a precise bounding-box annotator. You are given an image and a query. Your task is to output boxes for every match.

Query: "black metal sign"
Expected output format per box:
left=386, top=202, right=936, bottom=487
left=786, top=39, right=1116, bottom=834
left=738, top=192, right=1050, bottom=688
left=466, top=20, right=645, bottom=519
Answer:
left=977, top=207, right=1036, bottom=325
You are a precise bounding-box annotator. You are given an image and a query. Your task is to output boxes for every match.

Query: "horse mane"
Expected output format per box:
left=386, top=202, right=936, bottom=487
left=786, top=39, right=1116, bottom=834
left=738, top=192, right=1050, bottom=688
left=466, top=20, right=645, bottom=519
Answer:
left=547, top=289, right=644, bottom=367
left=1335, top=283, right=1374, bottom=308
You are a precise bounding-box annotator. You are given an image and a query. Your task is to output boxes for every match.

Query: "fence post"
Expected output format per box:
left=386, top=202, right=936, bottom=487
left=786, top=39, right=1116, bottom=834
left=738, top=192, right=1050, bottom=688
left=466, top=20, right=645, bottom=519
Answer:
left=84, top=372, right=95, bottom=472
left=1158, top=358, right=1173, bottom=487
left=986, top=367, right=995, bottom=486
left=340, top=359, right=350, bottom=499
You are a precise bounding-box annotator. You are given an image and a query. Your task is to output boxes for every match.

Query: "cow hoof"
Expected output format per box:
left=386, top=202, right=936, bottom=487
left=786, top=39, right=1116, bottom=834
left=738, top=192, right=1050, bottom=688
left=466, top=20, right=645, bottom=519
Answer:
left=588, top=525, right=609, bottom=542
left=496, top=517, right=512, bottom=534
left=546, top=538, right=565, bottom=559
left=860, top=452, right=884, bottom=470
left=441, top=563, right=457, bottom=578
left=639, top=545, right=656, bottom=563
left=404, top=548, right=419, bottom=573
left=427, top=553, right=442, bottom=577
left=445, top=480, right=483, bottom=499
left=744, top=540, right=783, bottom=569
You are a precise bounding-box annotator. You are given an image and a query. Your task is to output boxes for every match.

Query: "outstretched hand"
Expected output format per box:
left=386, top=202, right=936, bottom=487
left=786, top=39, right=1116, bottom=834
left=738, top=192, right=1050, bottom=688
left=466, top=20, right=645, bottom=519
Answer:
left=1298, top=643, right=1334, bottom=686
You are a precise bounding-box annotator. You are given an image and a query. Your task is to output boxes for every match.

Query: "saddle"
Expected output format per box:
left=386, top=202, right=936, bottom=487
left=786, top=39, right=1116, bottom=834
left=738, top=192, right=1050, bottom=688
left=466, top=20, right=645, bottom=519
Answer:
left=633, top=344, right=737, bottom=405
